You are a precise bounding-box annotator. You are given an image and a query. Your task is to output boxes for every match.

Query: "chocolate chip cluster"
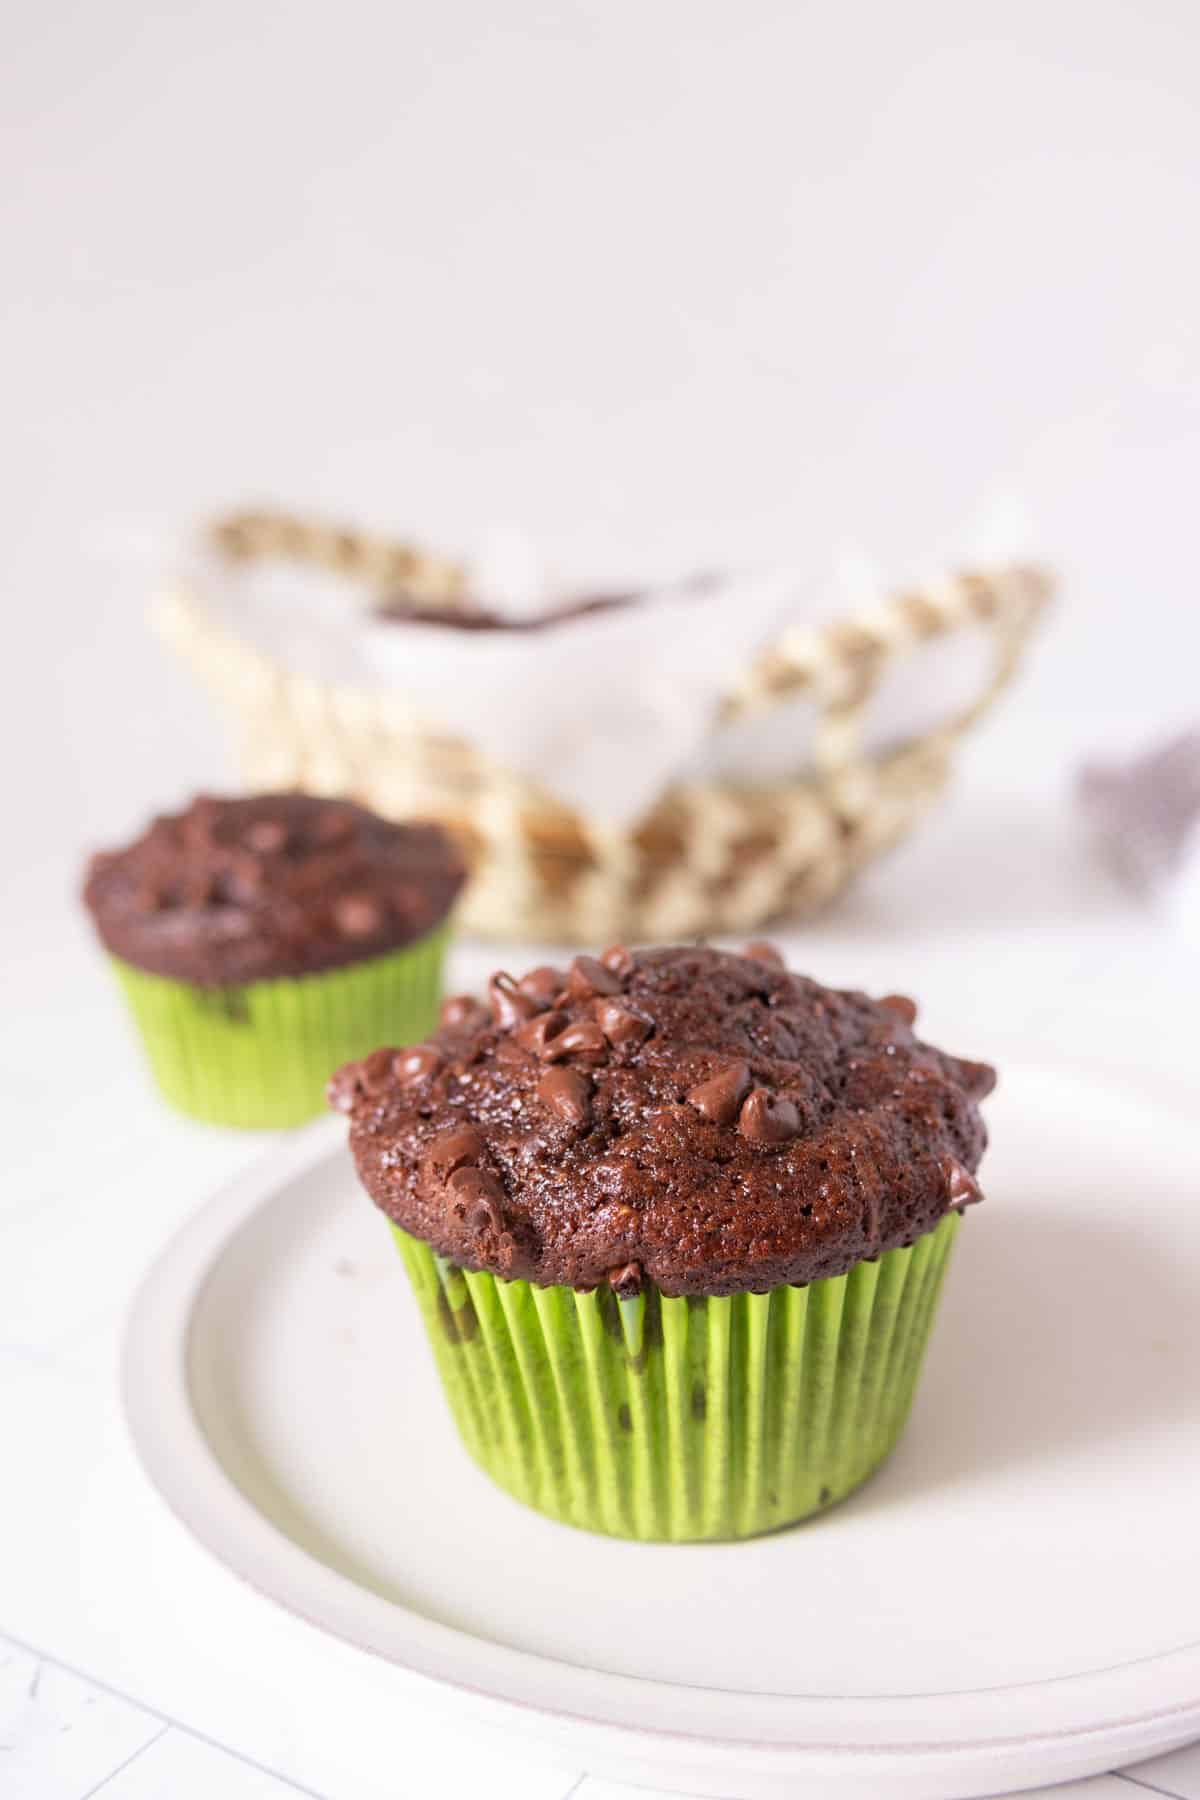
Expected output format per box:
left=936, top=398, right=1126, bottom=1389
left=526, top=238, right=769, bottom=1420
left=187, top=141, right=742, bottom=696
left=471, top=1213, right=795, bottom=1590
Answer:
left=82, top=793, right=465, bottom=985
left=332, top=947, right=665, bottom=1285
left=331, top=941, right=840, bottom=1150
left=329, top=943, right=995, bottom=1298
left=88, top=795, right=362, bottom=918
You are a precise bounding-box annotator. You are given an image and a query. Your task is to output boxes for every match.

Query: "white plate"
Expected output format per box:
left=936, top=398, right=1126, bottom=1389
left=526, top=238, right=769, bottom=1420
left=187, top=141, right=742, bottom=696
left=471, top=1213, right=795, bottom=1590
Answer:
left=123, top=1059, right=1200, bottom=1800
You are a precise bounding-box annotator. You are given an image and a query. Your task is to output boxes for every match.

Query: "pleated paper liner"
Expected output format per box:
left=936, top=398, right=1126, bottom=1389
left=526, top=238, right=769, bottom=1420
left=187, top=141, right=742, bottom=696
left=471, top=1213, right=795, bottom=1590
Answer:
left=393, top=1211, right=959, bottom=1542
left=112, top=922, right=450, bottom=1128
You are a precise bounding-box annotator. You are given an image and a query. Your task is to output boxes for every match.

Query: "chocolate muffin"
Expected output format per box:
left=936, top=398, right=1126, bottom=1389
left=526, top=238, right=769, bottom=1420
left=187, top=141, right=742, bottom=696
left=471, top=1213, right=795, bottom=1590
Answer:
left=331, top=943, right=994, bottom=1541
left=83, top=792, right=464, bottom=1128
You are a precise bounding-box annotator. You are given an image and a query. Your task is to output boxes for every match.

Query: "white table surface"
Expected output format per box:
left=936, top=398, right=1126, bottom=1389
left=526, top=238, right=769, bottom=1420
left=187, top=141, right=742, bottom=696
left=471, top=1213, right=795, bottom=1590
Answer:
left=4, top=739, right=1200, bottom=1800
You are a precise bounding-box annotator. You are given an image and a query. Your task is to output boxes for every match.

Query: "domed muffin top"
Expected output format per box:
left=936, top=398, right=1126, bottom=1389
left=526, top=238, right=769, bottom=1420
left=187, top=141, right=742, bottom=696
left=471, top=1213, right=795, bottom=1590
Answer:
left=331, top=943, right=995, bottom=1297
left=83, top=792, right=465, bottom=985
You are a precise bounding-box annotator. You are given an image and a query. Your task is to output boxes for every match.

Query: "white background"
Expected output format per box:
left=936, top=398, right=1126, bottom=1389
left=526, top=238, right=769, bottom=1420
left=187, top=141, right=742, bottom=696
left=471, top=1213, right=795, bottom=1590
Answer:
left=3, top=3, right=1200, bottom=1797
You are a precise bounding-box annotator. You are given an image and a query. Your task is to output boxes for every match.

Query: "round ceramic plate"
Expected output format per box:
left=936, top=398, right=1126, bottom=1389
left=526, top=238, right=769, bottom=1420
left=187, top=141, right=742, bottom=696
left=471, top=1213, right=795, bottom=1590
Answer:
left=123, top=1059, right=1200, bottom=1800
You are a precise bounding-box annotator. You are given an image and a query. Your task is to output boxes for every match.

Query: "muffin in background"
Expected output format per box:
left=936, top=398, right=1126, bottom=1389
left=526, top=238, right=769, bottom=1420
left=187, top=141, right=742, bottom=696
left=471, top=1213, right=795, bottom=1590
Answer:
left=83, top=792, right=464, bottom=1128
left=330, top=942, right=994, bottom=1542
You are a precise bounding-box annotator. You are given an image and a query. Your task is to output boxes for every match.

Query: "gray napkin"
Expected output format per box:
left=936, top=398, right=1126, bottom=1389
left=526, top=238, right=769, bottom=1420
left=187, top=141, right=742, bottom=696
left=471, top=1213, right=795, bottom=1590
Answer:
left=1079, top=728, right=1200, bottom=899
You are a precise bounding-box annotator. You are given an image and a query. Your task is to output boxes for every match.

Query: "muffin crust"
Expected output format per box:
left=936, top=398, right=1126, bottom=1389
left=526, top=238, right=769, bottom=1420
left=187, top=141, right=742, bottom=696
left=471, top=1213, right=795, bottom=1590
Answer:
left=83, top=793, right=464, bottom=985
left=331, top=944, right=994, bottom=1297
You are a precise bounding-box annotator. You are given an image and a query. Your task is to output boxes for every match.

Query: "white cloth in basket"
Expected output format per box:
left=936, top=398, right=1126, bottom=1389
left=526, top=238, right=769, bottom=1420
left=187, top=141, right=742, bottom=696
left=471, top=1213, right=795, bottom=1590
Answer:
left=176, top=517, right=1024, bottom=828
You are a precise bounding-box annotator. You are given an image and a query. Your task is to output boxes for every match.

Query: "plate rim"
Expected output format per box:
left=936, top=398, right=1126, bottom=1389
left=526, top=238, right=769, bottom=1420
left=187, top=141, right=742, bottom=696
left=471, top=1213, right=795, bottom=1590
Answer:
left=121, top=1059, right=1200, bottom=1793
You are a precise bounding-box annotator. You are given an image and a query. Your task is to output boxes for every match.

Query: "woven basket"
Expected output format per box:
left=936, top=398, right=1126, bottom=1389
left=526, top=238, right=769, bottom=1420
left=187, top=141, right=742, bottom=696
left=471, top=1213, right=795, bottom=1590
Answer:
left=159, top=511, right=1052, bottom=943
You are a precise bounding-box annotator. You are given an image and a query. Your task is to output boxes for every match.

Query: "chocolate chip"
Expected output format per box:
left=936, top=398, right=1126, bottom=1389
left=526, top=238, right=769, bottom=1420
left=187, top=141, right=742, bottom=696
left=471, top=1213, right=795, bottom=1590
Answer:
left=686, top=1060, right=751, bottom=1125
left=440, top=994, right=490, bottom=1031
left=537, top=1066, right=592, bottom=1125
left=184, top=872, right=218, bottom=908
left=383, top=877, right=429, bottom=927
left=243, top=818, right=289, bottom=854
left=593, top=998, right=652, bottom=1048
left=447, top=1165, right=506, bottom=1233
left=955, top=1057, right=997, bottom=1101
left=447, top=1164, right=495, bottom=1196
left=333, top=893, right=383, bottom=937
left=360, top=1046, right=399, bottom=1095
left=518, top=965, right=566, bottom=1008
left=514, top=1010, right=568, bottom=1059
left=183, top=795, right=219, bottom=847
left=489, top=971, right=539, bottom=1029
left=468, top=1197, right=501, bottom=1235
left=607, top=1260, right=642, bottom=1298
left=225, top=853, right=266, bottom=900
left=494, top=1035, right=530, bottom=1072
left=326, top=1061, right=364, bottom=1113
left=550, top=1019, right=606, bottom=1059
left=601, top=944, right=636, bottom=978
left=943, top=1158, right=983, bottom=1209
left=566, top=954, right=623, bottom=998
left=312, top=807, right=354, bottom=847
left=394, top=1045, right=442, bottom=1084
left=879, top=993, right=917, bottom=1026
left=430, top=1126, right=486, bottom=1180
left=744, top=940, right=785, bottom=968
left=737, top=1087, right=801, bottom=1144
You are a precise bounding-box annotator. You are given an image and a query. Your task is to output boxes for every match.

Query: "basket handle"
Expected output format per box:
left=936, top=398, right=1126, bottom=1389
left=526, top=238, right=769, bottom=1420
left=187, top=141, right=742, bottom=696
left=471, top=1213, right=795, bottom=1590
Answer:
left=724, top=563, right=1053, bottom=769
left=208, top=509, right=469, bottom=607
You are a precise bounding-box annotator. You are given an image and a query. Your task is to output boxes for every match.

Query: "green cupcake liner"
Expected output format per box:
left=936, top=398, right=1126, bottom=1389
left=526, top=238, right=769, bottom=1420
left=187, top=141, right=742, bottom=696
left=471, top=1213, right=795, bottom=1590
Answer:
left=392, top=1210, right=959, bottom=1542
left=112, top=923, right=451, bottom=1128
